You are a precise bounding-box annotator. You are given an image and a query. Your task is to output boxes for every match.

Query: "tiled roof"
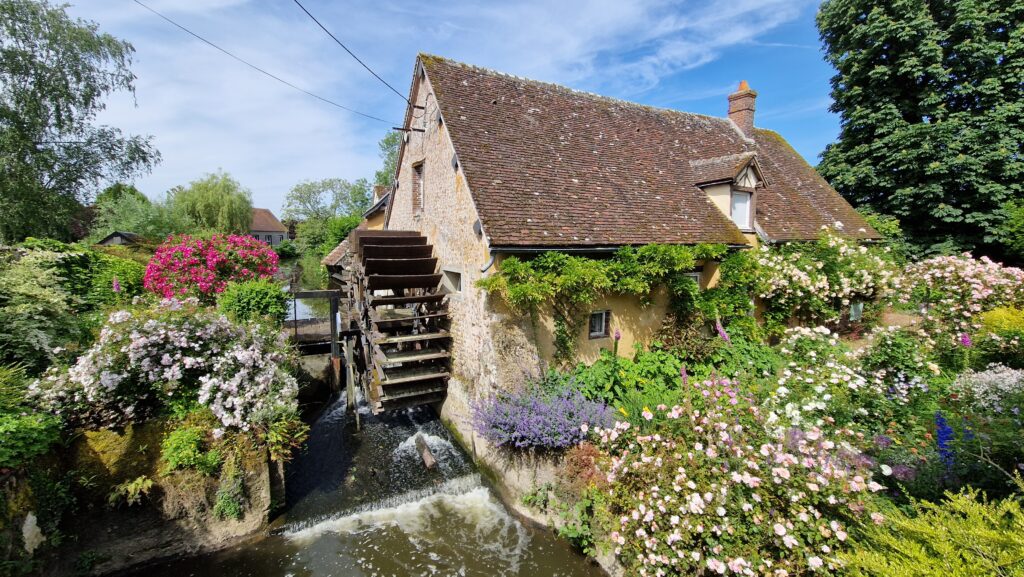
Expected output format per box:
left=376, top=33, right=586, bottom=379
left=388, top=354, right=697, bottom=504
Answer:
left=251, top=208, right=288, bottom=232
left=419, top=55, right=877, bottom=246
left=322, top=238, right=350, bottom=267
left=690, top=153, right=757, bottom=186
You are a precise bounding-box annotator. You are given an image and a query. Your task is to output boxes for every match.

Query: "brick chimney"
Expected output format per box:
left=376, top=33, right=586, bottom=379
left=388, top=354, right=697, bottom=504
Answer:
left=728, top=80, right=757, bottom=135
left=372, top=184, right=386, bottom=202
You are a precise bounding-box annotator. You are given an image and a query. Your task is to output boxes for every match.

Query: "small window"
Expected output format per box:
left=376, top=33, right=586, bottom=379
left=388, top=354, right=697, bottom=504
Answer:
left=588, top=310, right=611, bottom=339
left=731, top=190, right=752, bottom=230
left=849, top=301, right=864, bottom=322
left=442, top=269, right=462, bottom=293
left=265, top=234, right=272, bottom=243
left=278, top=235, right=284, bottom=243
left=683, top=271, right=702, bottom=291
left=412, top=162, right=424, bottom=213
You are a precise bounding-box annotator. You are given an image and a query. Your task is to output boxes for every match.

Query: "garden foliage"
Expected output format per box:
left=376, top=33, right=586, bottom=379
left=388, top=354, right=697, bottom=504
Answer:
left=471, top=380, right=611, bottom=450
left=839, top=488, right=1024, bottom=577
left=592, top=374, right=885, bottom=576
left=32, top=298, right=301, bottom=435
left=143, top=234, right=279, bottom=301
left=217, top=279, right=288, bottom=324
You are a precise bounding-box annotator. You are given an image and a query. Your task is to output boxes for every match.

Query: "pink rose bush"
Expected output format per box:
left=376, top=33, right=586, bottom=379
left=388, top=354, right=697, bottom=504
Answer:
left=903, top=253, right=1024, bottom=336
left=32, top=298, right=298, bottom=431
left=144, top=234, right=279, bottom=301
left=592, top=374, right=883, bottom=576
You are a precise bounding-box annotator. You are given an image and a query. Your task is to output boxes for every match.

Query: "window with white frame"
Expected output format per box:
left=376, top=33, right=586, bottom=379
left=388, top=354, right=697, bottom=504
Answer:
left=588, top=310, right=611, bottom=339
left=730, top=189, right=752, bottom=230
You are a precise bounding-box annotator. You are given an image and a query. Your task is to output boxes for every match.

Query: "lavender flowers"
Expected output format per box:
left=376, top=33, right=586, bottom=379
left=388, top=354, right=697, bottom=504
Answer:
left=471, top=386, right=611, bottom=450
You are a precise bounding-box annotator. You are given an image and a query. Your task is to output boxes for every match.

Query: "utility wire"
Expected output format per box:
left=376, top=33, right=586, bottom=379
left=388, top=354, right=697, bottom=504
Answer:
left=132, top=0, right=397, bottom=124
left=291, top=0, right=409, bottom=104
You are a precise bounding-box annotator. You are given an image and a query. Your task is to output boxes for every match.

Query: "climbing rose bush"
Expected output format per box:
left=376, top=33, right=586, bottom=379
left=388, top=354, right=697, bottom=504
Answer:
left=756, top=229, right=899, bottom=326
left=32, top=298, right=298, bottom=430
left=592, top=375, right=884, bottom=577
left=144, top=234, right=279, bottom=301
left=902, top=253, right=1024, bottom=335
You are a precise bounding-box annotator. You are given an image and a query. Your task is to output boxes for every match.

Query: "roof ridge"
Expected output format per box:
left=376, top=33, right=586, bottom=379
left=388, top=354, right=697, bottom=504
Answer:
left=689, top=151, right=755, bottom=167
left=418, top=53, right=733, bottom=126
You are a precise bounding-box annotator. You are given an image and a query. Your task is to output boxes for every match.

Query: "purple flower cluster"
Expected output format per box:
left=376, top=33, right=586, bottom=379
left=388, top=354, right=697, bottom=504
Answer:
left=471, top=386, right=611, bottom=450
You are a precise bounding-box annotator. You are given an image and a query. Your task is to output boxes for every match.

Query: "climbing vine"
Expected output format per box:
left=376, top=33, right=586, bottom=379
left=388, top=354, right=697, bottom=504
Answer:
left=478, top=244, right=726, bottom=364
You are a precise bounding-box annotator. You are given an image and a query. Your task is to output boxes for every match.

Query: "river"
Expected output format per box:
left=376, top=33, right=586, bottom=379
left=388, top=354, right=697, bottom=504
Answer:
left=121, top=396, right=606, bottom=577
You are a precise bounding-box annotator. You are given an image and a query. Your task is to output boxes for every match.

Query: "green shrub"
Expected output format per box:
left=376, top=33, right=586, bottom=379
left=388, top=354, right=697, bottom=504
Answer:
left=107, top=475, right=154, bottom=507
left=0, top=412, right=61, bottom=470
left=19, top=238, right=96, bottom=300
left=88, top=253, right=146, bottom=307
left=212, top=456, right=245, bottom=520
left=161, top=426, right=222, bottom=476
left=274, top=239, right=298, bottom=259
left=840, top=488, right=1024, bottom=576
left=217, top=278, right=288, bottom=324
left=0, top=252, right=77, bottom=371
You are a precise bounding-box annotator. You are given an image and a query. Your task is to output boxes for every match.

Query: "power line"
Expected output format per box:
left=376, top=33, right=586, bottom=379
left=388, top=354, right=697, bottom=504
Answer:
left=291, top=0, right=409, bottom=104
left=132, top=0, right=397, bottom=124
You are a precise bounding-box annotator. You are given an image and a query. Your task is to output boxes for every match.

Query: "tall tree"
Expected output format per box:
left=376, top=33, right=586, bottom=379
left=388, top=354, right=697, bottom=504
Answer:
left=167, top=171, right=253, bottom=233
left=282, top=178, right=371, bottom=222
left=0, top=0, right=159, bottom=242
left=817, top=0, right=1024, bottom=256
left=373, top=130, right=401, bottom=188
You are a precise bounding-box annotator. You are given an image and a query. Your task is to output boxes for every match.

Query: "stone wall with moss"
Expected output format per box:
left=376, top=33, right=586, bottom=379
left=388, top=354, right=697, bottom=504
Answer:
left=0, top=418, right=280, bottom=577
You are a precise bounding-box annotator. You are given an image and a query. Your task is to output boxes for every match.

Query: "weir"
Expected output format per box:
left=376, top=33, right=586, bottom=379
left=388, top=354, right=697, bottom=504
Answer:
left=118, top=388, right=604, bottom=577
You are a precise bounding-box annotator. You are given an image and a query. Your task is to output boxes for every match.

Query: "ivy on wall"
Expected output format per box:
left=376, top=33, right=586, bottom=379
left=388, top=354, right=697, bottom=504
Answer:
left=478, top=243, right=727, bottom=364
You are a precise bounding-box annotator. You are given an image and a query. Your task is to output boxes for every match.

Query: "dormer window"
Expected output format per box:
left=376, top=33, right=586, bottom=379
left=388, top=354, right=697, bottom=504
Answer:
left=730, top=188, right=753, bottom=230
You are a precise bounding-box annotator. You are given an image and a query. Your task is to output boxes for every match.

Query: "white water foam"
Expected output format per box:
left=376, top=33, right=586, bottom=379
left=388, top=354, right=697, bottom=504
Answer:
left=283, top=473, right=531, bottom=573
left=392, top=432, right=461, bottom=472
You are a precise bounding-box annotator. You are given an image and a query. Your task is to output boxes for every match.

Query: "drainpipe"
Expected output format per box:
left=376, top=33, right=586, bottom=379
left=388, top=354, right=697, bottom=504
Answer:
left=480, top=254, right=496, bottom=273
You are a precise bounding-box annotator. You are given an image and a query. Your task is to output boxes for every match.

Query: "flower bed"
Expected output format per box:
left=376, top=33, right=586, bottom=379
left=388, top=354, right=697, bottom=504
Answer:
left=592, top=374, right=884, bottom=576
left=472, top=384, right=612, bottom=450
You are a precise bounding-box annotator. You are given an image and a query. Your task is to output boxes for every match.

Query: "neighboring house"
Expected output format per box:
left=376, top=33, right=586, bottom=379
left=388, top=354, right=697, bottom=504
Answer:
left=363, top=185, right=389, bottom=230
left=250, top=208, right=288, bottom=246
left=329, top=54, right=877, bottom=416
left=96, top=231, right=143, bottom=247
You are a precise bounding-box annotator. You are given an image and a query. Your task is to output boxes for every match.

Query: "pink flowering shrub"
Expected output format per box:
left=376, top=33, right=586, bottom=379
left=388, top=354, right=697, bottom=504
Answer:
left=903, top=253, right=1024, bottom=336
left=31, top=298, right=298, bottom=431
left=756, top=230, right=899, bottom=329
left=144, top=234, right=279, bottom=301
left=592, top=374, right=884, bottom=576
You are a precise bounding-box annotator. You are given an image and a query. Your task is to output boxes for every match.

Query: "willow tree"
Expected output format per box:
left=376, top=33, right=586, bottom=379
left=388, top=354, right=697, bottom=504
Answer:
left=0, top=0, right=159, bottom=242
left=817, top=0, right=1024, bottom=257
left=168, top=171, right=253, bottom=234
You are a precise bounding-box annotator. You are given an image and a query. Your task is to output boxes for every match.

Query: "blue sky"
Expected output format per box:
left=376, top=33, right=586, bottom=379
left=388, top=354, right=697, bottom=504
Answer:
left=67, top=0, right=837, bottom=214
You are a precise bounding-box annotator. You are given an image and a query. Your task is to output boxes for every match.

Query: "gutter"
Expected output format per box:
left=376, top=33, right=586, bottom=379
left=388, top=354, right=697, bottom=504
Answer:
left=488, top=243, right=751, bottom=255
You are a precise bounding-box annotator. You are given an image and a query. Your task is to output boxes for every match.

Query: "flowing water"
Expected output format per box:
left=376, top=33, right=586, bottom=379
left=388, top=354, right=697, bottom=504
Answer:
left=123, top=395, right=606, bottom=577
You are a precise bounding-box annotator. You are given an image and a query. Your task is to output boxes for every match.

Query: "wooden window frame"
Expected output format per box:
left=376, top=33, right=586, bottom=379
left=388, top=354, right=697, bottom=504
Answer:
left=588, top=310, right=611, bottom=339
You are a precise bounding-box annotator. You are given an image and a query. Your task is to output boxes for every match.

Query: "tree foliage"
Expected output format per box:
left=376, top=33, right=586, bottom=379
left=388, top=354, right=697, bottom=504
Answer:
left=167, top=171, right=253, bottom=234
left=88, top=192, right=197, bottom=243
left=281, top=177, right=371, bottom=222
left=817, top=0, right=1024, bottom=257
left=374, top=130, right=401, bottom=188
left=0, top=0, right=159, bottom=242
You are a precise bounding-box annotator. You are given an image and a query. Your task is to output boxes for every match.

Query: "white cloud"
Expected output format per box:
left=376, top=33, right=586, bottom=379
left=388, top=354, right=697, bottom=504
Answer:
left=65, top=0, right=813, bottom=213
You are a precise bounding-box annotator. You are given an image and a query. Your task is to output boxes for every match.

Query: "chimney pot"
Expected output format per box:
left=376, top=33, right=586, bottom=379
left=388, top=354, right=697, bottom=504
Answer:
left=728, top=81, right=757, bottom=136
